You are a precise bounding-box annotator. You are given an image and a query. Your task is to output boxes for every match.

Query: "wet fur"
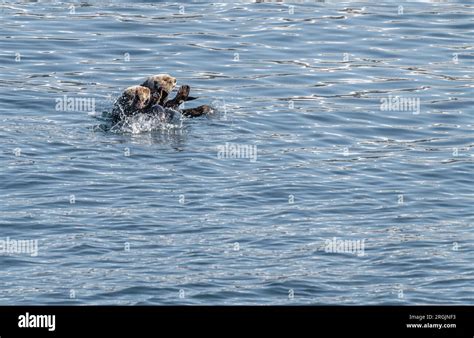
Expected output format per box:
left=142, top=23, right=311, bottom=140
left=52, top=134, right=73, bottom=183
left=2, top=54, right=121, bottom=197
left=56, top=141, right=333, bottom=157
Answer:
left=112, top=76, right=212, bottom=125
left=141, top=74, right=177, bottom=96
left=112, top=85, right=151, bottom=123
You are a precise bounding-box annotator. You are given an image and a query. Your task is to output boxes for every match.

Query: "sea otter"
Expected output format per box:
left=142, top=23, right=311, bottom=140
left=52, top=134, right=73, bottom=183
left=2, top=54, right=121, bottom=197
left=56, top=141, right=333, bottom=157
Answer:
left=111, top=85, right=151, bottom=124
left=112, top=74, right=212, bottom=125
left=111, top=74, right=174, bottom=123
left=141, top=74, right=177, bottom=106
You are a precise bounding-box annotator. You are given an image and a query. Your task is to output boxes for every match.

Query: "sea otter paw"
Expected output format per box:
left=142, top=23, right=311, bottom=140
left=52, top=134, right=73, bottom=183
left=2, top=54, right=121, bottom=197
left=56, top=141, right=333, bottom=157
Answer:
left=181, top=105, right=213, bottom=118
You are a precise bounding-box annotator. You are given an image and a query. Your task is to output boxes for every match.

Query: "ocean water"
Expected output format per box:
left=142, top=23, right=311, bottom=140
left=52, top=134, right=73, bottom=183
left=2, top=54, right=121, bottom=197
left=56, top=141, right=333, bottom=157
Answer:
left=0, top=1, right=473, bottom=305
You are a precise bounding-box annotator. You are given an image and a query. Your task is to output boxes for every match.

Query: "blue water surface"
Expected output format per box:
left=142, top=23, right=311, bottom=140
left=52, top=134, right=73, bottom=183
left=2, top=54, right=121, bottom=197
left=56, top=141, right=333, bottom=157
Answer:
left=0, top=1, right=473, bottom=304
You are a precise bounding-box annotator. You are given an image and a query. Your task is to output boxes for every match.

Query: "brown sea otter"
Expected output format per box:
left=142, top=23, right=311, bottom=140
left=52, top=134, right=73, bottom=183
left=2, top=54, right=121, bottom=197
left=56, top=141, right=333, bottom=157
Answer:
left=141, top=74, right=177, bottom=106
left=111, top=85, right=151, bottom=124
left=112, top=74, right=212, bottom=125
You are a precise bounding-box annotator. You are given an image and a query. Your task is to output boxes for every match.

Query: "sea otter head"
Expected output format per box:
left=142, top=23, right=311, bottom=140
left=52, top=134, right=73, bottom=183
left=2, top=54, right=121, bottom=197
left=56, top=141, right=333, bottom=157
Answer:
left=121, top=85, right=151, bottom=110
left=141, top=74, right=177, bottom=94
